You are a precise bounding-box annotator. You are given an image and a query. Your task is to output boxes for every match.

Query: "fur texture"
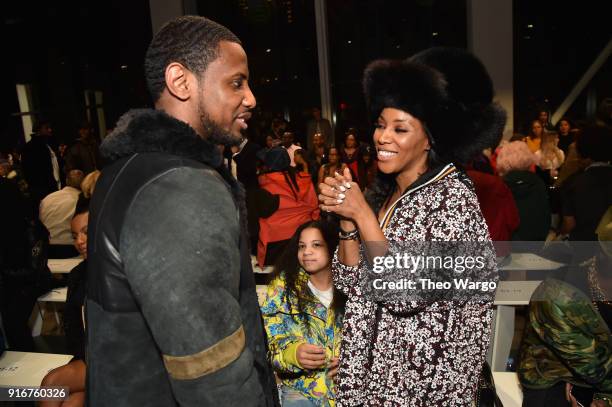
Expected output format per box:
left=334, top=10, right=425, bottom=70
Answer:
left=101, top=108, right=248, bottom=234
left=101, top=108, right=222, bottom=167
left=363, top=47, right=507, bottom=165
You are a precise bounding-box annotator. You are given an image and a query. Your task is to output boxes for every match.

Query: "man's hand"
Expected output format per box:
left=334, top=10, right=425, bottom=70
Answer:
left=296, top=344, right=326, bottom=370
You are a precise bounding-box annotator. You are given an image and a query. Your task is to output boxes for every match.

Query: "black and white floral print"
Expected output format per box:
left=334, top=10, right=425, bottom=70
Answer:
left=333, top=170, right=495, bottom=406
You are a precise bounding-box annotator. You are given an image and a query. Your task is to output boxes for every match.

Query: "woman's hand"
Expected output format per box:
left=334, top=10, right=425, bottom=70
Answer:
left=565, top=383, right=578, bottom=407
left=296, top=343, right=326, bottom=370
left=318, top=167, right=368, bottom=222
left=326, top=357, right=339, bottom=380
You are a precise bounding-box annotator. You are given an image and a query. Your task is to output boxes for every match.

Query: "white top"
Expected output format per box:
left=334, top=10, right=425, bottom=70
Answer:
left=231, top=138, right=249, bottom=179
left=39, top=186, right=81, bottom=245
left=48, top=145, right=61, bottom=189
left=285, top=144, right=301, bottom=167
left=308, top=280, right=333, bottom=308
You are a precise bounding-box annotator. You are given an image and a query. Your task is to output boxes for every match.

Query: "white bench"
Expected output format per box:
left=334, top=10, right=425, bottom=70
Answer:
left=492, top=372, right=523, bottom=407
left=251, top=255, right=274, bottom=274
left=47, top=258, right=82, bottom=274
left=0, top=351, right=73, bottom=387
left=31, top=288, right=68, bottom=337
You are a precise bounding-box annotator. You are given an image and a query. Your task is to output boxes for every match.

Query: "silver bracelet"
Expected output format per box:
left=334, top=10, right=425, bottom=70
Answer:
left=339, top=228, right=359, bottom=240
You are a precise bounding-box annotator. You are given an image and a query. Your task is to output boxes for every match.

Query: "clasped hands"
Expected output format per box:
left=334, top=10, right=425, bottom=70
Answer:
left=318, top=167, right=367, bottom=222
left=296, top=343, right=339, bottom=379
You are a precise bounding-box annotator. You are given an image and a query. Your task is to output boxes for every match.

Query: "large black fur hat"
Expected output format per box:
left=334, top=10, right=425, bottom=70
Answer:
left=363, top=47, right=506, bottom=164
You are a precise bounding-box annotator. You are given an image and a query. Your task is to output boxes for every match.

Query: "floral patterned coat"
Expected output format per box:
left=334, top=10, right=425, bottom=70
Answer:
left=332, top=165, right=496, bottom=406
left=261, top=270, right=343, bottom=406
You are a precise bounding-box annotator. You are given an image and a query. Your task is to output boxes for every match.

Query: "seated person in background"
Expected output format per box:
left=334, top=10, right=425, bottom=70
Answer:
left=519, top=207, right=612, bottom=407
left=0, top=175, right=52, bottom=352
left=466, top=155, right=520, bottom=243
left=557, top=118, right=575, bottom=155
left=80, top=170, right=100, bottom=199
left=361, top=145, right=377, bottom=191
left=39, top=170, right=84, bottom=258
left=0, top=151, right=29, bottom=198
left=282, top=130, right=301, bottom=167
left=524, top=119, right=544, bottom=153
left=554, top=136, right=590, bottom=188
left=232, top=135, right=262, bottom=190
left=306, top=133, right=328, bottom=185
left=340, top=129, right=366, bottom=189
left=496, top=140, right=551, bottom=240
left=535, top=132, right=565, bottom=184
left=265, top=134, right=275, bottom=149
left=257, top=147, right=320, bottom=266
left=537, top=109, right=555, bottom=133
left=261, top=220, right=344, bottom=406
left=40, top=194, right=91, bottom=407
left=306, top=107, right=332, bottom=151
left=64, top=121, right=101, bottom=175
left=560, top=125, right=612, bottom=242
left=293, top=148, right=309, bottom=174
left=317, top=147, right=347, bottom=193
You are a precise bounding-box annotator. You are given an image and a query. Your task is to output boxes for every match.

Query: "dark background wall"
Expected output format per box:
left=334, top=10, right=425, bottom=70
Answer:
left=1, top=0, right=610, bottom=152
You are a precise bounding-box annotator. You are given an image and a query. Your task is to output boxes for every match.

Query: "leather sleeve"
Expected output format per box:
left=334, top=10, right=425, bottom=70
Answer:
left=120, top=166, right=264, bottom=406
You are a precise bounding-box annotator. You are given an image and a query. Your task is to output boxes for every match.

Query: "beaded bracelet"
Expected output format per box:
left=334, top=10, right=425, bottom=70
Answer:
left=339, top=228, right=359, bottom=240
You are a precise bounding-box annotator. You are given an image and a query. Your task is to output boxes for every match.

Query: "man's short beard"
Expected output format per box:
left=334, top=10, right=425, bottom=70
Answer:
left=198, top=107, right=242, bottom=147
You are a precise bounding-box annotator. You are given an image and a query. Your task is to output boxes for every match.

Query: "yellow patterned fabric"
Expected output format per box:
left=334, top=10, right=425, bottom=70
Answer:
left=260, top=271, right=342, bottom=406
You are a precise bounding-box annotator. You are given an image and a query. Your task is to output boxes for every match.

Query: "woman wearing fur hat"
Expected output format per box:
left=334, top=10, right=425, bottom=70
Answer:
left=318, top=47, right=505, bottom=406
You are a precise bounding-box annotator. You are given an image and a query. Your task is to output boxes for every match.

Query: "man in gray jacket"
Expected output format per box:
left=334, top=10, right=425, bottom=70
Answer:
left=86, top=16, right=278, bottom=406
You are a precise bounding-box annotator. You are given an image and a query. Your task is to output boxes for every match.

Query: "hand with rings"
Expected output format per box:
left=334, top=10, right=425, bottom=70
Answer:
left=318, top=167, right=368, bottom=220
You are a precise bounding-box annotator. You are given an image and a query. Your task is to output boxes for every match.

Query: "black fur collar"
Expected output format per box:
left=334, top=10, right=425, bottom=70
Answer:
left=101, top=109, right=248, bottom=233
left=101, top=108, right=223, bottom=168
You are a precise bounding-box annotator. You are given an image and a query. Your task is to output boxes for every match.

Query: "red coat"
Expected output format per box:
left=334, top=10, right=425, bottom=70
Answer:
left=257, top=171, right=320, bottom=266
left=467, top=169, right=520, bottom=243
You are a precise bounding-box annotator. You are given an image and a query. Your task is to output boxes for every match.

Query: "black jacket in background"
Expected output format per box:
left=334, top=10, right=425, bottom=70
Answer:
left=0, top=177, right=52, bottom=351
left=20, top=135, right=59, bottom=203
left=504, top=170, right=551, bottom=241
left=234, top=140, right=262, bottom=189
left=562, top=165, right=612, bottom=241
left=65, top=260, right=87, bottom=361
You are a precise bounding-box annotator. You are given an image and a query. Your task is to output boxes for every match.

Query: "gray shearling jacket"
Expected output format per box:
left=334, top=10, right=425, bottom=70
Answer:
left=86, top=109, right=278, bottom=407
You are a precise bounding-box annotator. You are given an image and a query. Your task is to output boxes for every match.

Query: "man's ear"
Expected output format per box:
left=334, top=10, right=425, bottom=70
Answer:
left=164, top=62, right=194, bottom=101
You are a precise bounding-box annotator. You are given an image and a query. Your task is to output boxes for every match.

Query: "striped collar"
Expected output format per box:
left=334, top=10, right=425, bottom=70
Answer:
left=379, top=163, right=457, bottom=231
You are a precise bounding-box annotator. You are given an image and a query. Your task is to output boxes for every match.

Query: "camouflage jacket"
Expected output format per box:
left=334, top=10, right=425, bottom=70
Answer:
left=519, top=277, right=612, bottom=405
